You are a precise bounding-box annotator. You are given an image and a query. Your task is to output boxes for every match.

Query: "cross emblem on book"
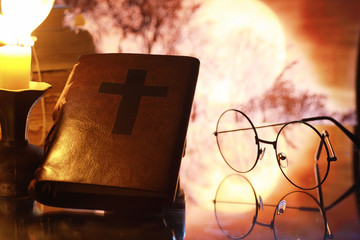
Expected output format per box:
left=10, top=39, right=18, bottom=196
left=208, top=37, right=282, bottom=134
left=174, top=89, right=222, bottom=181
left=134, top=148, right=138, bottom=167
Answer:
left=98, top=69, right=168, bottom=135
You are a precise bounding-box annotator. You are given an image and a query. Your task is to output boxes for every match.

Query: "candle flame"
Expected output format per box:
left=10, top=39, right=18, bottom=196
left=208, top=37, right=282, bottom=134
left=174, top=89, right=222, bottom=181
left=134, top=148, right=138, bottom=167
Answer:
left=0, top=0, right=54, bottom=45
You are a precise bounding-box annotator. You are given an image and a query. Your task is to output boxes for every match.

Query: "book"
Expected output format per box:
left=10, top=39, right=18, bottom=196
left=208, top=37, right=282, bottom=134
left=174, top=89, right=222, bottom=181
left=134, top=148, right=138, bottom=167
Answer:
left=29, top=53, right=199, bottom=213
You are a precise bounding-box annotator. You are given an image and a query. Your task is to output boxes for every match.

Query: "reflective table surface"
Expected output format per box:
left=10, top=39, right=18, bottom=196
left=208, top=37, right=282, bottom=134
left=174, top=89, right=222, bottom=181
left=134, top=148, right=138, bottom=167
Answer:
left=185, top=125, right=360, bottom=240
left=1, top=126, right=359, bottom=240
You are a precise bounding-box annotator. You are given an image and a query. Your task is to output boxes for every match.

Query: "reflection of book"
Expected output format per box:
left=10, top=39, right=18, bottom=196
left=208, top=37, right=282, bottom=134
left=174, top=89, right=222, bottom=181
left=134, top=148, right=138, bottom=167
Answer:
left=29, top=53, right=199, bottom=213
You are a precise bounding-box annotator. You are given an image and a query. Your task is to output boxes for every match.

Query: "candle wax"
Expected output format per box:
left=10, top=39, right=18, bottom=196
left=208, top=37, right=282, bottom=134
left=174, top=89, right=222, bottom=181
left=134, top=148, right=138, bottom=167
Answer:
left=0, top=45, right=31, bottom=90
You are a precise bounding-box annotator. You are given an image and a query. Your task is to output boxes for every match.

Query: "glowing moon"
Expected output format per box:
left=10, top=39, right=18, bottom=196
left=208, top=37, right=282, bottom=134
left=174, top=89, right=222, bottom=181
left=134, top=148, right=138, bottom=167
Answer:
left=188, top=0, right=287, bottom=103
left=180, top=0, right=287, bottom=209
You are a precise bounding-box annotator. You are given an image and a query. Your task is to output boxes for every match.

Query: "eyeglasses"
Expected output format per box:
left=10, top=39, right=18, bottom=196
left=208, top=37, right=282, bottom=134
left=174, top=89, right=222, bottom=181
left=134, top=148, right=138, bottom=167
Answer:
left=213, top=174, right=341, bottom=240
left=213, top=109, right=355, bottom=190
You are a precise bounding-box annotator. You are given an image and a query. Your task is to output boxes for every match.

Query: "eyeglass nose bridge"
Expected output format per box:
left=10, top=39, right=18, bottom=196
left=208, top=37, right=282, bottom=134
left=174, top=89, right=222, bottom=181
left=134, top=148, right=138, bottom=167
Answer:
left=257, top=137, right=277, bottom=160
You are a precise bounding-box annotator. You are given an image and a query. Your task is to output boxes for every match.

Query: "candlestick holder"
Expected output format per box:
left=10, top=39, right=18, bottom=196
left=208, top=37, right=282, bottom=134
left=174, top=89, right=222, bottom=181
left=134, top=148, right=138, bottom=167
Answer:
left=0, top=82, right=51, bottom=198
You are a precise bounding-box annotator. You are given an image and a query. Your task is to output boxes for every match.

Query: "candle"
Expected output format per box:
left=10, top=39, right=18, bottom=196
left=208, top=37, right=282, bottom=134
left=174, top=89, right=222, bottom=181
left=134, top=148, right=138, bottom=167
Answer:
left=0, top=45, right=31, bottom=90
left=0, top=0, right=55, bottom=90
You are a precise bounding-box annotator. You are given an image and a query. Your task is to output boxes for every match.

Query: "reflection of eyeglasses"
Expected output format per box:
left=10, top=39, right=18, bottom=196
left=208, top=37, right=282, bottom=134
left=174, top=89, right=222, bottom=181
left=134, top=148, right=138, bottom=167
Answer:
left=214, top=109, right=350, bottom=190
left=213, top=174, right=336, bottom=240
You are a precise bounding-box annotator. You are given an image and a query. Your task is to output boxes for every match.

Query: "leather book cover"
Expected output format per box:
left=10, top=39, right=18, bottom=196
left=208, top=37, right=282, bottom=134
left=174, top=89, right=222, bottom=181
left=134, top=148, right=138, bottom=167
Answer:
left=29, top=53, right=199, bottom=212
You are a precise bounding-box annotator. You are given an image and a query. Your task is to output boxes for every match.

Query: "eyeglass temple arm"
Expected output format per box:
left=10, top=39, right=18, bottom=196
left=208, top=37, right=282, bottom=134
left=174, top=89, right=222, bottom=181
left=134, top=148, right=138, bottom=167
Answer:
left=302, top=116, right=360, bottom=150
left=315, top=135, right=333, bottom=238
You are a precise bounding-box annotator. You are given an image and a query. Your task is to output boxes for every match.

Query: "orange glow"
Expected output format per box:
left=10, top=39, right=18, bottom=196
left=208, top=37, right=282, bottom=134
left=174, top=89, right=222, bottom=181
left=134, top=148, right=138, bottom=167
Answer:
left=58, top=0, right=356, bottom=211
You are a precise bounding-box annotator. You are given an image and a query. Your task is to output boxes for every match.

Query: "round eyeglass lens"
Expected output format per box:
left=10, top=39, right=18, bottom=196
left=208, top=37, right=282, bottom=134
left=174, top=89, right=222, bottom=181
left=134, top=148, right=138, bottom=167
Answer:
left=214, top=174, right=258, bottom=239
left=216, top=110, right=258, bottom=173
left=273, top=191, right=327, bottom=240
left=276, top=122, right=330, bottom=190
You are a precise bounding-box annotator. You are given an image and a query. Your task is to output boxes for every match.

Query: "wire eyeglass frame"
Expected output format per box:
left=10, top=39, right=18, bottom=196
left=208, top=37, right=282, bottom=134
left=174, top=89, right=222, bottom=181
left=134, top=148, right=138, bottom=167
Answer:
left=214, top=109, right=340, bottom=190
